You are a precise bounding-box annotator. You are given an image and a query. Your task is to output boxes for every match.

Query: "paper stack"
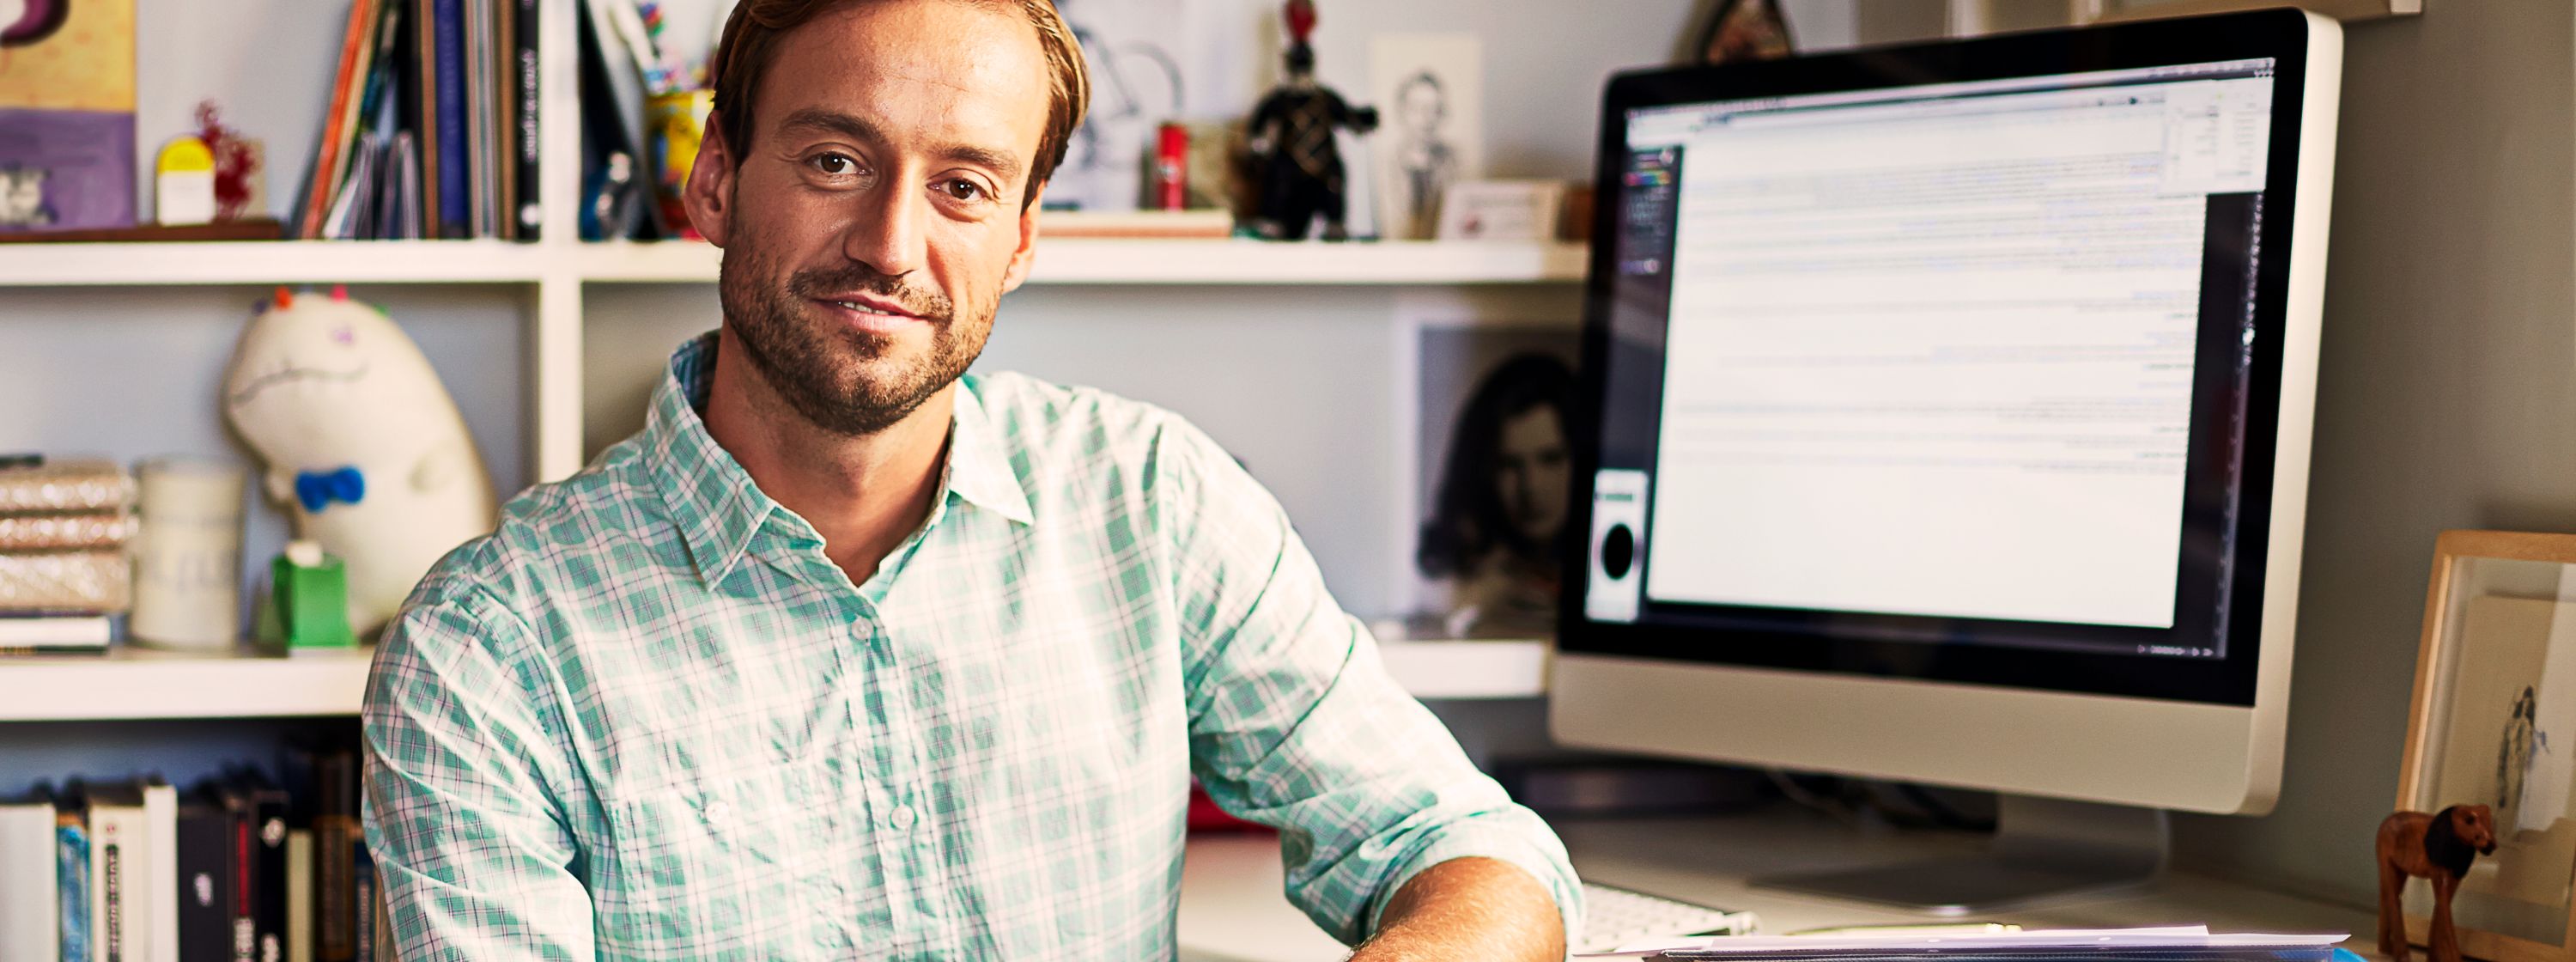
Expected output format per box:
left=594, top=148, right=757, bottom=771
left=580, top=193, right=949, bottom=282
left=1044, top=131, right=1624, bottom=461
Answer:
left=0, top=459, right=137, bottom=653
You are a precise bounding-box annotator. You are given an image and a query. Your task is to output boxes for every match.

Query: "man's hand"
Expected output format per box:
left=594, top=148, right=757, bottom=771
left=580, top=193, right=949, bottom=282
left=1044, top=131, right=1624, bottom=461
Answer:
left=1348, top=856, right=1567, bottom=962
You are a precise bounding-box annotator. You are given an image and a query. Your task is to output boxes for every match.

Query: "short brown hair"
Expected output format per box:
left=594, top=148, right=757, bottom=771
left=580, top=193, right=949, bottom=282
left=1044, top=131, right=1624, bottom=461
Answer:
left=707, top=0, right=1091, bottom=205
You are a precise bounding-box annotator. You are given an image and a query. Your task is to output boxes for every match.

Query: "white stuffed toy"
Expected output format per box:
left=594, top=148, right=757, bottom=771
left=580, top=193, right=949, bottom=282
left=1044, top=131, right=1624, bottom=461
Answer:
left=222, top=287, right=497, bottom=636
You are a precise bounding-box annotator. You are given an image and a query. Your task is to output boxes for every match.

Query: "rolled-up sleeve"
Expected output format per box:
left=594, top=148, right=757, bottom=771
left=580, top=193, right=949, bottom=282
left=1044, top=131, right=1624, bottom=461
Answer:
left=361, top=580, right=597, bottom=961
left=1159, top=418, right=1585, bottom=946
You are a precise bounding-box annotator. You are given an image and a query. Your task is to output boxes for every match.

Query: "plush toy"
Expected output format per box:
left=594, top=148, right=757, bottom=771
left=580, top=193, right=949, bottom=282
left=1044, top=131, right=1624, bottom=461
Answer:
left=2378, top=804, right=2500, bottom=962
left=222, top=287, right=496, bottom=637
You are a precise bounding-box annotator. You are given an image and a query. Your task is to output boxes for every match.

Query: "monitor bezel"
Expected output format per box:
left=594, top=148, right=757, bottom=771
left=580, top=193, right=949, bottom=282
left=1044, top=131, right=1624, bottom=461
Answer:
left=1559, top=9, right=2323, bottom=707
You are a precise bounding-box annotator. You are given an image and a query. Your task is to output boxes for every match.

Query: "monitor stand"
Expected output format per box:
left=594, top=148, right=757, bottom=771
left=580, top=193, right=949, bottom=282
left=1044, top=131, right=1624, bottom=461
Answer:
left=1751, top=795, right=2168, bottom=916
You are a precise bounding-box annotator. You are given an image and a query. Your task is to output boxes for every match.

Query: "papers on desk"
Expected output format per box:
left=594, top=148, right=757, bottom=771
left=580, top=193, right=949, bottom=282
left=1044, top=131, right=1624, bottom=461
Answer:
left=1578, top=925, right=2351, bottom=960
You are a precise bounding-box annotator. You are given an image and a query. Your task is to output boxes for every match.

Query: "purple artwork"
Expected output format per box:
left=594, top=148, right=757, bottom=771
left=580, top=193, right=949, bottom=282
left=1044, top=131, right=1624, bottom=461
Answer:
left=0, top=108, right=135, bottom=231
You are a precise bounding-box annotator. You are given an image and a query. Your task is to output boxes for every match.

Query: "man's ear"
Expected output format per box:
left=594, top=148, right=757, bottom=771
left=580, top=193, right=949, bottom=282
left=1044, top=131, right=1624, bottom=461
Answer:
left=684, top=113, right=738, bottom=247
left=1001, top=181, right=1045, bottom=293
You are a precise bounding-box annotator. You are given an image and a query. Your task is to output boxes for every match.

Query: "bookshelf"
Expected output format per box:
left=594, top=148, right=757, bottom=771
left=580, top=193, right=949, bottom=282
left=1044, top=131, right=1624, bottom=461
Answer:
left=0, top=0, right=1588, bottom=732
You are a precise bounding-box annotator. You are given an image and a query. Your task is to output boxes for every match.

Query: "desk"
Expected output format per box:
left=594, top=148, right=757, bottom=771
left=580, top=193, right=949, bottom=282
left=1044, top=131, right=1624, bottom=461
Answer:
left=1176, top=811, right=2377, bottom=962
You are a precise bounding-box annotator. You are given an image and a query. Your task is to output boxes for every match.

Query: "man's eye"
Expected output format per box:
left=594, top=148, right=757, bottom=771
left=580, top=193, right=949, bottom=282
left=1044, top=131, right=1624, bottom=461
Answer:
left=942, top=179, right=987, bottom=202
left=810, top=154, right=860, bottom=176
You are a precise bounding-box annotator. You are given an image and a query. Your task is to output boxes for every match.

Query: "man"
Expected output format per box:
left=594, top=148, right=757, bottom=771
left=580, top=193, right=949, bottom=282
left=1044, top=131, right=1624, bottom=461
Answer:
left=361, top=0, right=1583, bottom=959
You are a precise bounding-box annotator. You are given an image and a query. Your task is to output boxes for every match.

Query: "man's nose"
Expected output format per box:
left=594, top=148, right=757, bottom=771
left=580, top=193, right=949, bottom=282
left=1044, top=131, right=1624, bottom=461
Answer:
left=844, top=188, right=928, bottom=277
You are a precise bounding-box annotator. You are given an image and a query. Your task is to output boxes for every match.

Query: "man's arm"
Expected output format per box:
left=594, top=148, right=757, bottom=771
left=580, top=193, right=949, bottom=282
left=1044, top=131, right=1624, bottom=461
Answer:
left=1156, top=417, right=1584, bottom=954
left=1352, top=856, right=1567, bottom=962
left=362, top=581, right=597, bottom=961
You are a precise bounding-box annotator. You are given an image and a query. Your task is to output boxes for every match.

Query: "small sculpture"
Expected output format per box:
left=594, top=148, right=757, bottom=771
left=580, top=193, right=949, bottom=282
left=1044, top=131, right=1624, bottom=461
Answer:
left=222, top=287, right=497, bottom=637
left=1246, top=0, right=1376, bottom=240
left=2377, top=804, right=2500, bottom=962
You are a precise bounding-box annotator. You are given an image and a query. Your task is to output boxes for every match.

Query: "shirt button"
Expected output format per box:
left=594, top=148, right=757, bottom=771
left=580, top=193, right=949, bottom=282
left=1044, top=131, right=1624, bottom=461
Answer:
left=889, top=804, right=919, bottom=831
left=704, top=800, right=732, bottom=825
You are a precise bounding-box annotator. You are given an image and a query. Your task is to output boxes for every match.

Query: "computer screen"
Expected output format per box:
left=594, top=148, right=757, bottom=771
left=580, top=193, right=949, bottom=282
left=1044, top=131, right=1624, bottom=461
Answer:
left=1595, top=58, right=2274, bottom=660
left=1564, top=10, right=2331, bottom=728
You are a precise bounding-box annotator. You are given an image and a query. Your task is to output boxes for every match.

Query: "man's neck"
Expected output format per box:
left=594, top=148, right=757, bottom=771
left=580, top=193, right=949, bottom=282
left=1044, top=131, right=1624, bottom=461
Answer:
left=701, top=326, right=952, bottom=587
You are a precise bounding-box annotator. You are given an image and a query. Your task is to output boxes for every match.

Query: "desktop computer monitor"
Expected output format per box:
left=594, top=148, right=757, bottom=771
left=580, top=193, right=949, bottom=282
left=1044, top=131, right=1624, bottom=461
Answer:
left=1552, top=9, right=2342, bottom=911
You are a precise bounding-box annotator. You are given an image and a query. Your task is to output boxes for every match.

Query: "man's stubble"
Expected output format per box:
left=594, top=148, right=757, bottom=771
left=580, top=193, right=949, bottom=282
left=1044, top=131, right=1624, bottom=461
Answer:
left=716, top=218, right=998, bottom=437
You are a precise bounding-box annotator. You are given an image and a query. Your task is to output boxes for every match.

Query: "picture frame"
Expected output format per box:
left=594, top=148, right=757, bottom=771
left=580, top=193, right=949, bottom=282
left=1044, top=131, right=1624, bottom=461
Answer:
left=2396, top=530, right=2576, bottom=962
left=1433, top=180, right=1564, bottom=242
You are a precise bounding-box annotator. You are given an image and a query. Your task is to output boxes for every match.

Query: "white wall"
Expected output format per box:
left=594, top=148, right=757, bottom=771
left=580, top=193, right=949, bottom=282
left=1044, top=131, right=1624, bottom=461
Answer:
left=2171, top=4, right=2576, bottom=909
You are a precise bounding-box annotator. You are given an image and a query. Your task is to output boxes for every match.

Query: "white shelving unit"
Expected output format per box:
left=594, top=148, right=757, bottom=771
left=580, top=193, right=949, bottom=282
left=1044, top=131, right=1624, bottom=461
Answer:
left=0, top=639, right=1546, bottom=721
left=0, top=0, right=1581, bottom=726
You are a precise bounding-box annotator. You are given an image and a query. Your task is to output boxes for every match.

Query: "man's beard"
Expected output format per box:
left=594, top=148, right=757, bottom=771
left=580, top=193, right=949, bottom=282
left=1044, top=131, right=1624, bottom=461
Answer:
left=718, top=241, right=993, bottom=437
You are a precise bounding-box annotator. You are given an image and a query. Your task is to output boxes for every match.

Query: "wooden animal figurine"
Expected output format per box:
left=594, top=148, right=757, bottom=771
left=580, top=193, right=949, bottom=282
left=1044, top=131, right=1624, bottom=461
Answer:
left=2378, top=804, right=2499, bottom=962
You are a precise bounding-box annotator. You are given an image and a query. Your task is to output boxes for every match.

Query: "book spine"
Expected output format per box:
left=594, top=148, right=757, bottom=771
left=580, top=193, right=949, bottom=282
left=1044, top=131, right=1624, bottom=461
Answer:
left=90, top=803, right=143, bottom=962
left=513, top=0, right=539, bottom=240
left=249, top=795, right=286, bottom=962
left=300, top=0, right=376, bottom=240
left=349, top=843, right=374, bottom=962
left=414, top=0, right=439, bottom=238
left=434, top=0, right=469, bottom=239
left=282, top=831, right=311, bottom=962
left=0, top=804, right=61, bottom=962
left=0, top=551, right=132, bottom=613
left=226, top=800, right=252, bottom=962
left=0, top=514, right=135, bottom=551
left=177, top=807, right=233, bottom=962
left=313, top=747, right=356, bottom=962
left=0, top=466, right=133, bottom=514
left=58, top=819, right=90, bottom=962
left=143, top=785, right=176, bottom=962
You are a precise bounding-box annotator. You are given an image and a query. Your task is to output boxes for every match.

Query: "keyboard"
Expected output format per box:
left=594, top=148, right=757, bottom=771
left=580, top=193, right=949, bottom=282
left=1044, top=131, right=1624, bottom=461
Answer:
left=1578, top=881, right=1759, bottom=954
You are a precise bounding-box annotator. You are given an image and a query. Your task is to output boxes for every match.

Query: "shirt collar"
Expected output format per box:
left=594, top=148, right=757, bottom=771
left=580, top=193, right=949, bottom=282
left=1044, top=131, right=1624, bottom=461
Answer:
left=645, top=333, right=1033, bottom=587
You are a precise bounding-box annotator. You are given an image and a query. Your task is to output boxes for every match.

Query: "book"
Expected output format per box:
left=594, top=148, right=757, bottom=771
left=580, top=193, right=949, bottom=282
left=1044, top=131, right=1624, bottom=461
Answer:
left=86, top=782, right=150, bottom=962
left=0, top=551, right=132, bottom=613
left=1, top=789, right=60, bottom=962
left=311, top=748, right=359, bottom=962
left=410, top=0, right=437, bottom=239
left=349, top=843, right=374, bottom=962
left=320, top=133, right=379, bottom=241
left=59, top=799, right=92, bottom=962
left=464, top=0, right=495, bottom=240
left=143, top=782, right=176, bottom=962
left=513, top=0, right=540, bottom=240
left=176, top=799, right=235, bottom=962
left=0, top=613, right=113, bottom=649
left=0, top=0, right=138, bottom=232
left=283, top=831, right=312, bottom=962
left=432, top=0, right=469, bottom=239
left=298, top=0, right=380, bottom=240
left=0, top=460, right=135, bottom=514
left=0, top=514, right=136, bottom=551
left=223, top=768, right=289, bottom=962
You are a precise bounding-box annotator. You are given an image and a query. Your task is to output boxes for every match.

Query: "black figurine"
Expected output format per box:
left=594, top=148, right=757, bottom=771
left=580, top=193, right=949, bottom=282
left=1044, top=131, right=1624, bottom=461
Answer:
left=1247, top=0, right=1376, bottom=240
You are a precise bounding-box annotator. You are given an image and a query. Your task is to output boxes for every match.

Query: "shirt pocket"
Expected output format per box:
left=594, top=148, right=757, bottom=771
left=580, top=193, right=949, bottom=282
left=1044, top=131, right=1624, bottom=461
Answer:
left=592, top=760, right=848, bottom=958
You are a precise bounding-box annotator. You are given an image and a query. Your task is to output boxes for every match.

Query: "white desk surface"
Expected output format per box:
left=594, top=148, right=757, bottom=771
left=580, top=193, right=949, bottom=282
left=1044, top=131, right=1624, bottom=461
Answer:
left=1176, top=810, right=2376, bottom=962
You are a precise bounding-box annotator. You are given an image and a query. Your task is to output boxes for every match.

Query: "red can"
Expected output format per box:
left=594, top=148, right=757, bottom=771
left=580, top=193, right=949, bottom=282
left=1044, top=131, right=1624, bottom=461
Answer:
left=1154, top=123, right=1188, bottom=210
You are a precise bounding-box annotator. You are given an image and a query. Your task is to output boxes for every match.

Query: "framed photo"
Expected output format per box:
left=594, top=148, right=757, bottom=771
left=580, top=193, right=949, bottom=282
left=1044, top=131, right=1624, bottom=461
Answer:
left=1434, top=180, right=1564, bottom=242
left=1369, top=33, right=1483, bottom=241
left=2397, top=530, right=2576, bottom=962
left=1411, top=325, right=1580, bottom=637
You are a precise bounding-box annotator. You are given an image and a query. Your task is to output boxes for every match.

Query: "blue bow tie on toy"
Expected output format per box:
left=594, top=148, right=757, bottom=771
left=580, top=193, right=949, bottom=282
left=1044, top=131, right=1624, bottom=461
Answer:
left=294, top=466, right=367, bottom=513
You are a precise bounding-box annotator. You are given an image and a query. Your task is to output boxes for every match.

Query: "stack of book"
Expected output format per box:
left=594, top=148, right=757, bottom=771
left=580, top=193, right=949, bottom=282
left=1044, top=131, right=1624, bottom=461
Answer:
left=292, top=0, right=541, bottom=241
left=0, top=744, right=391, bottom=962
left=0, top=459, right=136, bottom=654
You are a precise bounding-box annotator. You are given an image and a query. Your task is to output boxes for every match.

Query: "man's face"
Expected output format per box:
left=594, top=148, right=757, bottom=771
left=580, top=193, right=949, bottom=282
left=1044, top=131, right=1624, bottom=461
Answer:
left=1400, top=82, right=1444, bottom=139
left=690, top=0, right=1052, bottom=435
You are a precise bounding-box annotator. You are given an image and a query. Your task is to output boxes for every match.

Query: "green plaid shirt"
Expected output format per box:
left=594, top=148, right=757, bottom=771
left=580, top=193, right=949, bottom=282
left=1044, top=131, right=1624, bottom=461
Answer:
left=362, top=333, right=1580, bottom=960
